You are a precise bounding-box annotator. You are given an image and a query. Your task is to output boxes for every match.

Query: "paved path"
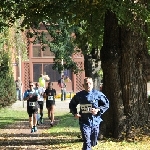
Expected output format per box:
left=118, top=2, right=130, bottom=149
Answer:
left=0, top=99, right=73, bottom=150
left=10, top=98, right=71, bottom=112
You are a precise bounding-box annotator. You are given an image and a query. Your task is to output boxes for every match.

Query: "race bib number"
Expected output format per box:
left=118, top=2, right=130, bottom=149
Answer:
left=48, top=96, right=53, bottom=101
left=29, top=102, right=35, bottom=106
left=80, top=104, right=92, bottom=113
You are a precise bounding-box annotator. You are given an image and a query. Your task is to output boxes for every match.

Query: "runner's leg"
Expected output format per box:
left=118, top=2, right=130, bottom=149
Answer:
left=47, top=107, right=51, bottom=119
left=40, top=102, right=44, bottom=123
left=29, top=116, right=33, bottom=128
left=33, top=113, right=38, bottom=132
left=37, top=102, right=40, bottom=125
left=29, top=114, right=35, bottom=133
left=50, top=104, right=55, bottom=125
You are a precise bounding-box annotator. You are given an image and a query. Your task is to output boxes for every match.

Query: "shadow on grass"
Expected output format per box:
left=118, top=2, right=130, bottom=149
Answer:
left=0, top=133, right=82, bottom=146
left=0, top=113, right=77, bottom=129
left=0, top=113, right=82, bottom=149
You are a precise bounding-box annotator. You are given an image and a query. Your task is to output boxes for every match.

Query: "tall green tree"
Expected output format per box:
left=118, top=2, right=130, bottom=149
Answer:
left=0, top=28, right=17, bottom=108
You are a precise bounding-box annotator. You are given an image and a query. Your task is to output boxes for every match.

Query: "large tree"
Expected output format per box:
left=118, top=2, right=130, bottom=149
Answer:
left=1, top=0, right=150, bottom=139
left=101, top=9, right=150, bottom=139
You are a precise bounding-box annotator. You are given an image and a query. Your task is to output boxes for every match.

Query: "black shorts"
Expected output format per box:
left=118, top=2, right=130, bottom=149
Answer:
left=27, top=101, right=38, bottom=117
left=46, top=101, right=55, bottom=108
left=37, top=101, right=44, bottom=109
left=27, top=107, right=38, bottom=117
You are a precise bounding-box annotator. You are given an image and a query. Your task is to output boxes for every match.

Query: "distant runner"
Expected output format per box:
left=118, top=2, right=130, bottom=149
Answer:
left=44, top=82, right=56, bottom=126
left=34, top=82, right=45, bottom=125
left=23, top=82, right=39, bottom=133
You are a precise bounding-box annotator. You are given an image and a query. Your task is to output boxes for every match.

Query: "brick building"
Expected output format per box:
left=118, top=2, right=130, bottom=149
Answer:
left=12, top=24, right=85, bottom=93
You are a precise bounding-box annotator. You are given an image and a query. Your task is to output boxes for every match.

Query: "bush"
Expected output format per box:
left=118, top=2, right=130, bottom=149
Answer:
left=0, top=52, right=16, bottom=108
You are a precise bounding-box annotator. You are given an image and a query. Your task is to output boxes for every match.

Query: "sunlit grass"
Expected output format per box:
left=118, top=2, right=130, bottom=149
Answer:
left=45, top=112, right=150, bottom=150
left=0, top=108, right=26, bottom=128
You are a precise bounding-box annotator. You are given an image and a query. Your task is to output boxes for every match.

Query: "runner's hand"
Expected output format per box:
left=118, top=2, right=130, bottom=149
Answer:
left=74, top=113, right=81, bottom=119
left=91, top=108, right=99, bottom=115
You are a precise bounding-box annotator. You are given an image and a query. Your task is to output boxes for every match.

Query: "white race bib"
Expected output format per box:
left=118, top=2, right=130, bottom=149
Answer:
left=48, top=96, right=53, bottom=101
left=29, top=102, right=35, bottom=106
left=80, top=104, right=92, bottom=113
left=38, top=96, right=44, bottom=101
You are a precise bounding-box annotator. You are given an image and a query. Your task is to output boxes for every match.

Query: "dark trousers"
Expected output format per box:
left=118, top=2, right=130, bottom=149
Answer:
left=80, top=124, right=99, bottom=150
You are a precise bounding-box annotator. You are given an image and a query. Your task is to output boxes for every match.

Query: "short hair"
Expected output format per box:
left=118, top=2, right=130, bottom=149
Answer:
left=84, top=77, right=92, bottom=83
left=35, top=82, right=39, bottom=86
left=48, top=82, right=53, bottom=85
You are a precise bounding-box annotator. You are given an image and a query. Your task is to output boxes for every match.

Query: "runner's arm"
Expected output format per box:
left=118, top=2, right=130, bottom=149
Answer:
left=23, top=91, right=29, bottom=101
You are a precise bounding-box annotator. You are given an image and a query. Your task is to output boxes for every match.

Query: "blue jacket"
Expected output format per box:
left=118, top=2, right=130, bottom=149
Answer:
left=69, top=89, right=109, bottom=126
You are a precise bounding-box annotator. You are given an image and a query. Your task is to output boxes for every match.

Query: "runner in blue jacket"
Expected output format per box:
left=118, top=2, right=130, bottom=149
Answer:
left=69, top=77, right=109, bottom=150
left=23, top=82, right=39, bottom=133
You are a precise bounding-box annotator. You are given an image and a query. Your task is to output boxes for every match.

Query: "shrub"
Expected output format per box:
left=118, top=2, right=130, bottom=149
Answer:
left=0, top=52, right=16, bottom=108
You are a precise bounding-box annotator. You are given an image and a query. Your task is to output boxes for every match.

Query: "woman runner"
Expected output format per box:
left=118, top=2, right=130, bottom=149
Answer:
left=44, top=82, right=56, bottom=126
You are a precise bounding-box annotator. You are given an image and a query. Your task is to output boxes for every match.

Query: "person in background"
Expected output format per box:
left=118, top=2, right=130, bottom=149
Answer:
left=58, top=75, right=66, bottom=101
left=23, top=82, right=39, bottom=133
left=44, top=82, right=56, bottom=127
left=15, top=77, right=22, bottom=101
left=64, top=76, right=71, bottom=83
left=39, top=74, right=45, bottom=88
left=69, top=77, right=109, bottom=150
left=34, top=82, right=45, bottom=125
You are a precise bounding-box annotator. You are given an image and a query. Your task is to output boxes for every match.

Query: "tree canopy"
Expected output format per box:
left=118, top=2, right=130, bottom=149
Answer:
left=1, top=0, right=149, bottom=58
left=1, top=0, right=148, bottom=73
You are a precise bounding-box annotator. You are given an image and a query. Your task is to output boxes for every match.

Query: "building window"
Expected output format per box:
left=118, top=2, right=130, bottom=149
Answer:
left=33, top=64, right=42, bottom=82
left=43, top=46, right=55, bottom=57
left=44, top=32, right=52, bottom=42
left=33, top=63, right=72, bottom=82
left=33, top=46, right=41, bottom=57
left=43, top=64, right=60, bottom=82
left=32, top=45, right=55, bottom=57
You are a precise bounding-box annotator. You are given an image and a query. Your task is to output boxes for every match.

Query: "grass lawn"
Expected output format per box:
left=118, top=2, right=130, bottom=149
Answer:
left=0, top=108, right=150, bottom=150
left=0, top=108, right=27, bottom=128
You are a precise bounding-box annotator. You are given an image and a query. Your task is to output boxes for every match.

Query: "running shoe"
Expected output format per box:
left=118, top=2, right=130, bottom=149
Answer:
left=33, top=126, right=37, bottom=132
left=50, top=122, right=53, bottom=127
left=37, top=120, right=40, bottom=125
left=31, top=127, right=34, bottom=133
left=40, top=118, right=43, bottom=124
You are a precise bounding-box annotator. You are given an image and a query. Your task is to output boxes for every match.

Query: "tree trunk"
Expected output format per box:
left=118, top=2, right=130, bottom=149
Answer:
left=101, top=11, right=150, bottom=139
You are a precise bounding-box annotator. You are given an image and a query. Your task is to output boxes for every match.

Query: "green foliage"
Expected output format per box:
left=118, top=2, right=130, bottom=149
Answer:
left=97, top=68, right=103, bottom=80
left=0, top=52, right=16, bottom=108
left=146, top=14, right=150, bottom=54
left=14, top=18, right=28, bottom=61
left=11, top=0, right=149, bottom=69
left=29, top=20, right=84, bottom=73
left=2, top=0, right=150, bottom=73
